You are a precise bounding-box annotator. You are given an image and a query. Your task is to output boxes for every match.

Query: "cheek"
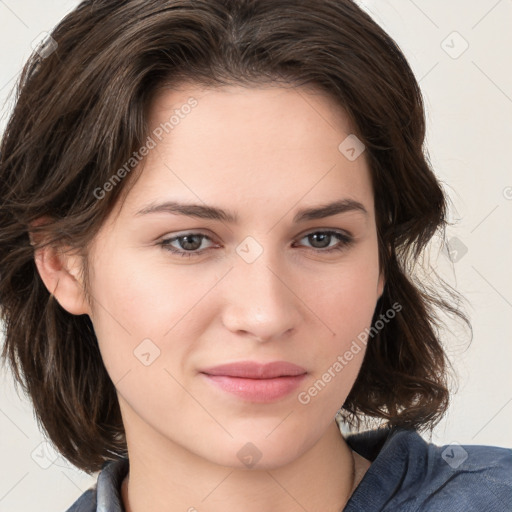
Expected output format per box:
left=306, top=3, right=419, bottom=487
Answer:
left=295, top=277, right=375, bottom=416
left=85, top=260, right=196, bottom=425
left=299, top=256, right=381, bottom=343
left=295, top=254, right=380, bottom=398
left=86, top=252, right=219, bottom=383
left=89, top=248, right=194, bottom=329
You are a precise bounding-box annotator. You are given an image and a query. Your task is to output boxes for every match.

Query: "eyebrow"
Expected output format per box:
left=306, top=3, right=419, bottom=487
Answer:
left=135, top=198, right=368, bottom=223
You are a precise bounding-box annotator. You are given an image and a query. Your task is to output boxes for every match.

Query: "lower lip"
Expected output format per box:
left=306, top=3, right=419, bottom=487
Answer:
left=201, top=373, right=307, bottom=402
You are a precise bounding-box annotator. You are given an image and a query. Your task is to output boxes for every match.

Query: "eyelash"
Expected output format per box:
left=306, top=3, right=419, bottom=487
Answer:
left=158, top=230, right=354, bottom=259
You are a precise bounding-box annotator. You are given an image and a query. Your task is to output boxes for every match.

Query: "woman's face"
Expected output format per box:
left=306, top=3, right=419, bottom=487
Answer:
left=83, top=83, right=384, bottom=468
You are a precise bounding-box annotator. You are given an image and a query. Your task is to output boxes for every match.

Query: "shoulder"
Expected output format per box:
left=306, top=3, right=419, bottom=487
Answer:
left=345, top=428, right=512, bottom=512
left=418, top=434, right=512, bottom=511
left=64, top=457, right=129, bottom=512
left=64, top=488, right=97, bottom=512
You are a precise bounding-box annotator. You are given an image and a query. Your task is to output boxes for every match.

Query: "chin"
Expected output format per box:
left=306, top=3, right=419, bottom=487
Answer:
left=208, top=430, right=316, bottom=471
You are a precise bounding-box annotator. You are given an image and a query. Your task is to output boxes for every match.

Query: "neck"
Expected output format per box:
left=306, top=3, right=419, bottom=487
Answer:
left=121, top=421, right=362, bottom=512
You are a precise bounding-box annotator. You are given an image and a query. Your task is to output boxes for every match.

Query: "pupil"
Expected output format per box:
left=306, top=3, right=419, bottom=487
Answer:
left=181, top=235, right=201, bottom=250
left=310, top=233, right=330, bottom=248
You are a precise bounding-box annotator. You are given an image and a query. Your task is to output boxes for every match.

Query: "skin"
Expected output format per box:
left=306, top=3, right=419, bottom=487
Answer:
left=34, top=83, right=384, bottom=512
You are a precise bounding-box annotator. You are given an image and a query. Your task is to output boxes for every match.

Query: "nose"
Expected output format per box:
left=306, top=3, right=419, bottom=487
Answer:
left=220, top=248, right=302, bottom=343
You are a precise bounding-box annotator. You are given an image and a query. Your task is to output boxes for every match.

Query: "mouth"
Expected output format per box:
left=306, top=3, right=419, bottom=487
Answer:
left=199, top=360, right=308, bottom=402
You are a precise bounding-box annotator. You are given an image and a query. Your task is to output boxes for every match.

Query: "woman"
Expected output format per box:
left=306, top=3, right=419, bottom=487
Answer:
left=0, top=1, right=510, bottom=511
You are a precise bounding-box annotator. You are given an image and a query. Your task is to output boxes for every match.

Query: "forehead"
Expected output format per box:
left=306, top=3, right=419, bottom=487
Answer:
left=148, top=82, right=356, bottom=154
left=118, top=83, right=374, bottom=224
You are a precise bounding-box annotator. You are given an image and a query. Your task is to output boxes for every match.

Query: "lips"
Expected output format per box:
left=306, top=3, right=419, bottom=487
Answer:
left=199, top=361, right=308, bottom=402
left=199, top=360, right=307, bottom=379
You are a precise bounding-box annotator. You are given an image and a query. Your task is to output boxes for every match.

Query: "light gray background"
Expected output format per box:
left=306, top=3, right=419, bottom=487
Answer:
left=0, top=1, right=511, bottom=511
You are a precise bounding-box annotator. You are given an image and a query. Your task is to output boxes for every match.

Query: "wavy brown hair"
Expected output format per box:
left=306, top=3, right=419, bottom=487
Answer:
left=0, top=0, right=471, bottom=473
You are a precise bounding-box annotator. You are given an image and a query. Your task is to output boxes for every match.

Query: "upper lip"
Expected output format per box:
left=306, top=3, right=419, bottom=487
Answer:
left=200, top=361, right=307, bottom=379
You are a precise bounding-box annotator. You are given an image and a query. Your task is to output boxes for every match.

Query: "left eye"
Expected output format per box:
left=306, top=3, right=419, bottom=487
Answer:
left=295, top=230, right=353, bottom=251
left=159, top=230, right=353, bottom=258
left=160, top=233, right=213, bottom=256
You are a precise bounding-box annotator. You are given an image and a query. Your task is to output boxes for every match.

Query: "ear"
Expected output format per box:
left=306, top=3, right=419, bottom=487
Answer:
left=30, top=218, right=91, bottom=316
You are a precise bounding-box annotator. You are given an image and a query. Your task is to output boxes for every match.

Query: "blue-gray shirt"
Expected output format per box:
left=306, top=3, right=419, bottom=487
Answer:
left=65, top=428, right=512, bottom=511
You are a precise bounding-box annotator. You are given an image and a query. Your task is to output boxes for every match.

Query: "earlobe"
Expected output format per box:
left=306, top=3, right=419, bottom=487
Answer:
left=33, top=243, right=91, bottom=317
